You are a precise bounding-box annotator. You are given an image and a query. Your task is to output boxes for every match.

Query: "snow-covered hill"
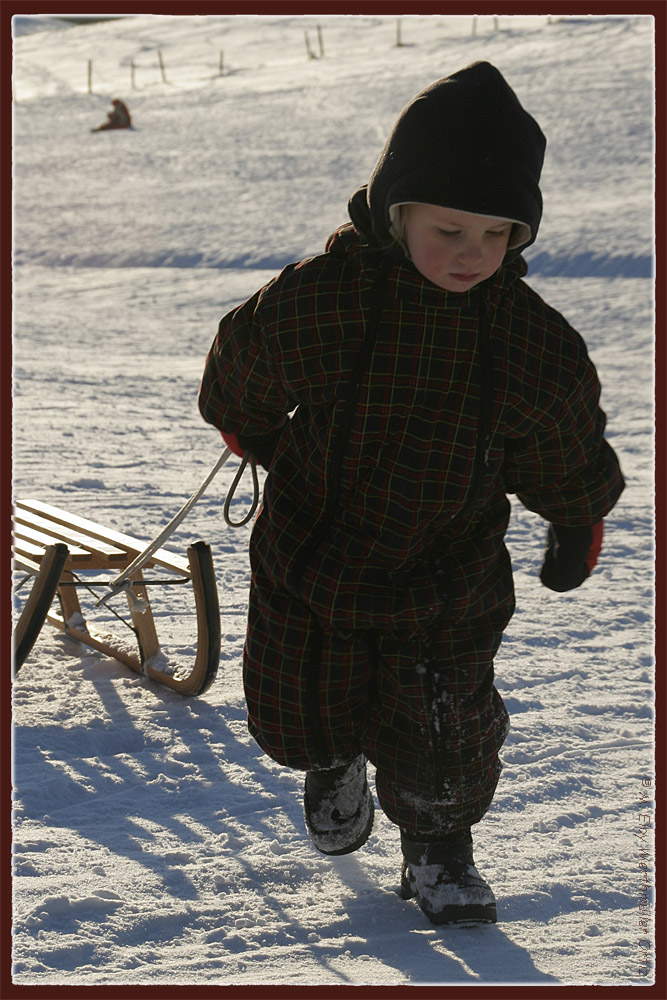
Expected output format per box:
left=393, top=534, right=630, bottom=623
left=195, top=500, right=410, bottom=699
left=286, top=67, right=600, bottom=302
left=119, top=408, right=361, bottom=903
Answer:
left=11, top=13, right=655, bottom=988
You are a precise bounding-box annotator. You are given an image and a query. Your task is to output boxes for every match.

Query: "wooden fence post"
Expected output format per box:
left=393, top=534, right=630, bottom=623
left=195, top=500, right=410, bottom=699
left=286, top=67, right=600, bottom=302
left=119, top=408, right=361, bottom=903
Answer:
left=131, top=59, right=136, bottom=89
left=305, top=31, right=316, bottom=59
left=158, top=49, right=167, bottom=83
left=396, top=19, right=403, bottom=47
left=219, top=50, right=224, bottom=75
left=317, top=24, right=324, bottom=57
left=88, top=59, right=92, bottom=94
left=472, top=16, right=478, bottom=37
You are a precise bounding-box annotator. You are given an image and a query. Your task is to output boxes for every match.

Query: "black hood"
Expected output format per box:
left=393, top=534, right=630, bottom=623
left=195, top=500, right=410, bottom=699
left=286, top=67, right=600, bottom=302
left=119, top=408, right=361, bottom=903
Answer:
left=348, top=62, right=546, bottom=255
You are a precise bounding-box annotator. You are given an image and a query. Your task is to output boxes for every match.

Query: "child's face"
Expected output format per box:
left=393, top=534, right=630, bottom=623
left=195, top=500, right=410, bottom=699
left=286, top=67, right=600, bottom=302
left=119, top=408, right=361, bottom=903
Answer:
left=403, top=204, right=513, bottom=292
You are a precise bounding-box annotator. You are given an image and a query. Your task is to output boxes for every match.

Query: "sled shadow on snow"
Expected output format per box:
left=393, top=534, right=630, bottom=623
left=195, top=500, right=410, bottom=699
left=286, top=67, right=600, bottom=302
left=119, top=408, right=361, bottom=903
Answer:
left=15, top=651, right=562, bottom=984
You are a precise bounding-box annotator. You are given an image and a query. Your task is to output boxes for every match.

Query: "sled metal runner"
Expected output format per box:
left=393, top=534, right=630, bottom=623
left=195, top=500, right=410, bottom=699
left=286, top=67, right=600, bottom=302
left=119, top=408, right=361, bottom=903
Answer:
left=12, top=499, right=220, bottom=696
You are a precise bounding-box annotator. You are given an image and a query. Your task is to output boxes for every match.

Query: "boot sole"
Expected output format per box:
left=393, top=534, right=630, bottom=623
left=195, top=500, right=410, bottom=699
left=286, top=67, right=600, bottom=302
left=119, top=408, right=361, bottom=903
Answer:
left=419, top=902, right=497, bottom=925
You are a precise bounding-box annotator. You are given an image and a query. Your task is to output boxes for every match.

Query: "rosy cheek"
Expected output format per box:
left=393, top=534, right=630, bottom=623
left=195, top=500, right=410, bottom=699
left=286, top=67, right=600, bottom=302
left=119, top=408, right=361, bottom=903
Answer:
left=418, top=243, right=446, bottom=274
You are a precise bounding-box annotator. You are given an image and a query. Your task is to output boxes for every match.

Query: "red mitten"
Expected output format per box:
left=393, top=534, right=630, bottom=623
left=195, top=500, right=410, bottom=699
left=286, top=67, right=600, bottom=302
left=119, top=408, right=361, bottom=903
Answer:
left=221, top=427, right=284, bottom=471
left=221, top=432, right=244, bottom=457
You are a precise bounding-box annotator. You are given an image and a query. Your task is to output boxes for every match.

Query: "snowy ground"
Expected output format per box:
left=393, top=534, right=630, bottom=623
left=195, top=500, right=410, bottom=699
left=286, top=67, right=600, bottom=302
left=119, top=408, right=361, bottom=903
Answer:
left=11, top=12, right=656, bottom=988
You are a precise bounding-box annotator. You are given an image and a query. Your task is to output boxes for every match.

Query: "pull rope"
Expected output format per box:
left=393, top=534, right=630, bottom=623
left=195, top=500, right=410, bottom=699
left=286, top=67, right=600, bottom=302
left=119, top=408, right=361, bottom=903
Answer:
left=96, top=445, right=260, bottom=608
left=223, top=453, right=260, bottom=527
left=97, top=446, right=233, bottom=607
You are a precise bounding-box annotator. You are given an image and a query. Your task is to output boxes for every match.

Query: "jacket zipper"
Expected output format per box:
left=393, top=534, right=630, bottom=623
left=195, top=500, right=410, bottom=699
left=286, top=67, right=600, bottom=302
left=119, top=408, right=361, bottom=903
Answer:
left=446, top=288, right=495, bottom=532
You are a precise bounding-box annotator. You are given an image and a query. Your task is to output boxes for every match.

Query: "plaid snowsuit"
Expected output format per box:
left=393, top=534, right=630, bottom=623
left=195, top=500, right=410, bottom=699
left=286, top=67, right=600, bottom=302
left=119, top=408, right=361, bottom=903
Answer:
left=199, top=225, right=624, bottom=837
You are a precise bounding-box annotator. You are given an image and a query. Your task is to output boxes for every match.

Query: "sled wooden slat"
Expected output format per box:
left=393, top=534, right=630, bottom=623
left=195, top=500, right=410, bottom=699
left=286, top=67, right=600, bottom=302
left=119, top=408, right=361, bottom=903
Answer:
left=14, top=535, right=69, bottom=564
left=16, top=499, right=191, bottom=576
left=12, top=500, right=220, bottom=696
left=13, top=524, right=113, bottom=566
left=13, top=510, right=129, bottom=563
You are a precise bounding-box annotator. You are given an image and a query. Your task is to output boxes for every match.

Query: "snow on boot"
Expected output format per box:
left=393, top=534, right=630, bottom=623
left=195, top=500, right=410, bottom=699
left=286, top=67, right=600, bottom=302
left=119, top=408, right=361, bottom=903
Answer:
left=400, top=831, right=497, bottom=925
left=304, top=755, right=374, bottom=856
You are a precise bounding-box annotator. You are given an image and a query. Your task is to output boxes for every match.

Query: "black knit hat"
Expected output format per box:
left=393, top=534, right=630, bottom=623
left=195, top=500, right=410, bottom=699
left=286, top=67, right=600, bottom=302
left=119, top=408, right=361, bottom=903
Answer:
left=348, top=62, right=546, bottom=255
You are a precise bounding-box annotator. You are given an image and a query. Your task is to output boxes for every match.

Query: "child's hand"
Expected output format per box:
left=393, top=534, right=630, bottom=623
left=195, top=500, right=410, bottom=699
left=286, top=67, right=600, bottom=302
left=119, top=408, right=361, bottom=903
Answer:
left=539, top=522, right=603, bottom=592
left=221, top=426, right=286, bottom=471
left=239, top=428, right=285, bottom=471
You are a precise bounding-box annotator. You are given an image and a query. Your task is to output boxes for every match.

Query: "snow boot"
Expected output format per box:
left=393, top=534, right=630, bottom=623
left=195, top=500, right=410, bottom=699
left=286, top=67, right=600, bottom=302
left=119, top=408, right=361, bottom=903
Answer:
left=304, top=755, right=374, bottom=856
left=400, top=830, right=497, bottom=925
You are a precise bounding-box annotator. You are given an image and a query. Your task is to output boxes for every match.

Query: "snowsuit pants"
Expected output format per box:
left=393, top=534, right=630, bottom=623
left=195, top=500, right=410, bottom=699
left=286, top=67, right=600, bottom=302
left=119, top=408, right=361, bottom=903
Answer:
left=244, top=560, right=511, bottom=838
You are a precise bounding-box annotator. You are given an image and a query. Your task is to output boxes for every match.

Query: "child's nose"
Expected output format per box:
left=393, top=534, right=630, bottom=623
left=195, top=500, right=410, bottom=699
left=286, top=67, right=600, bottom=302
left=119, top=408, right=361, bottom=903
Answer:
left=457, top=241, right=483, bottom=264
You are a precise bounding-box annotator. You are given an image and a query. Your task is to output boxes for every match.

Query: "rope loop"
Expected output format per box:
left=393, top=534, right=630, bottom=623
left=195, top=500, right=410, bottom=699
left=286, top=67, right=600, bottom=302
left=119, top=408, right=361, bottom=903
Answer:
left=224, top=453, right=260, bottom=527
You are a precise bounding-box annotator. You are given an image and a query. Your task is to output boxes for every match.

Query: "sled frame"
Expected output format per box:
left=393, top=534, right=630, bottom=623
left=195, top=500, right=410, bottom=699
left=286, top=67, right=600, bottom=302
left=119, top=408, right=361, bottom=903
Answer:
left=12, top=499, right=220, bottom=696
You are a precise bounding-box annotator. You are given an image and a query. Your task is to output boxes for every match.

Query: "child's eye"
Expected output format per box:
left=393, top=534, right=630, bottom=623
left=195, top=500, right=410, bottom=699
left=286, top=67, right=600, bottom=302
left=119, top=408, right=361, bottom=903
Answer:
left=488, top=229, right=511, bottom=238
left=438, top=229, right=460, bottom=238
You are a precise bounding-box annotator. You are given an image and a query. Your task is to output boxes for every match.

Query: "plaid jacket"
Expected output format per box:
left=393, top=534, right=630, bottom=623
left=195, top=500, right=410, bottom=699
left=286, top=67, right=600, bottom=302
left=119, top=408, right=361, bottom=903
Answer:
left=199, top=225, right=624, bottom=633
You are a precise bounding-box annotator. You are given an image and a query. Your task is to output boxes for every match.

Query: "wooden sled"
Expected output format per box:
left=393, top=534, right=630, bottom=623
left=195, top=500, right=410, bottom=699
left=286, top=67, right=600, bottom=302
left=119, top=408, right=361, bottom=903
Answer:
left=12, top=499, right=220, bottom=696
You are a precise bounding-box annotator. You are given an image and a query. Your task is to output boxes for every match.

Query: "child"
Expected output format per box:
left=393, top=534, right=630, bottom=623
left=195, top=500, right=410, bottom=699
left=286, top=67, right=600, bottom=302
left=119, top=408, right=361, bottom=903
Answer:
left=198, top=61, right=624, bottom=925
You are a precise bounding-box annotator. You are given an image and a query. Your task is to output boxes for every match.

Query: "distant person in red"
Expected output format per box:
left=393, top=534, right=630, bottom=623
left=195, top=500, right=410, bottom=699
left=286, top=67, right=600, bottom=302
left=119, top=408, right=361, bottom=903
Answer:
left=91, top=99, right=131, bottom=132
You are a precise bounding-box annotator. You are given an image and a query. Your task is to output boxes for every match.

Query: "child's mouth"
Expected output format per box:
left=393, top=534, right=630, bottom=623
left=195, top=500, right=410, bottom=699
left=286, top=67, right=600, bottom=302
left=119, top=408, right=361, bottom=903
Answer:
left=451, top=273, right=480, bottom=283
